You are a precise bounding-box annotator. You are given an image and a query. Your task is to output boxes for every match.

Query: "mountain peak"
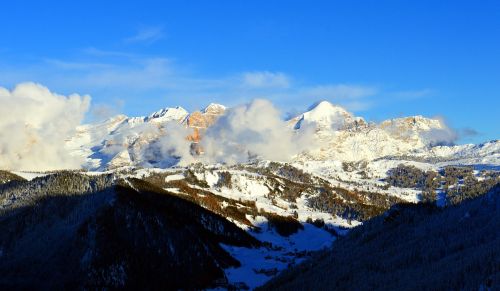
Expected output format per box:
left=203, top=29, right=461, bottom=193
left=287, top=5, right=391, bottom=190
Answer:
left=147, top=106, right=189, bottom=123
left=287, top=101, right=358, bottom=131
left=203, top=103, right=226, bottom=114
left=307, top=100, right=334, bottom=110
left=306, top=101, right=351, bottom=117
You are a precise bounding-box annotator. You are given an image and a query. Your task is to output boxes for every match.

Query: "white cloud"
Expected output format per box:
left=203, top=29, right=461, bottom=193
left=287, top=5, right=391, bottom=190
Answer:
left=420, top=116, right=458, bottom=146
left=90, top=99, right=125, bottom=121
left=242, top=71, right=290, bottom=89
left=142, top=122, right=196, bottom=167
left=125, top=26, right=164, bottom=44
left=0, top=83, right=90, bottom=171
left=200, top=99, right=315, bottom=164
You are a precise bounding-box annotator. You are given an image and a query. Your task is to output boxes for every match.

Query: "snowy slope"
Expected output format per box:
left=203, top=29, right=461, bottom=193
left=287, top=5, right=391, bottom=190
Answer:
left=288, top=100, right=367, bottom=131
left=146, top=106, right=189, bottom=123
left=413, top=140, right=500, bottom=166
left=112, top=156, right=498, bottom=289
left=290, top=101, right=454, bottom=162
left=67, top=104, right=226, bottom=170
left=121, top=164, right=364, bottom=289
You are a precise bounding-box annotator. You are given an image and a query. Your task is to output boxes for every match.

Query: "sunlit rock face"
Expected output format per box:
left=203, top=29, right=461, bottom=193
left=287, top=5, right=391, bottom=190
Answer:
left=186, top=103, right=226, bottom=142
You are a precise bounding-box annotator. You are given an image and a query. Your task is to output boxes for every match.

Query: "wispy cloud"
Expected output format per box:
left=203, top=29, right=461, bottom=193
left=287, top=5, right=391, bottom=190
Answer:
left=83, top=47, right=136, bottom=58
left=44, top=59, right=115, bottom=70
left=91, top=99, right=125, bottom=121
left=460, top=127, right=479, bottom=137
left=421, top=116, right=482, bottom=146
left=80, top=57, right=174, bottom=89
left=456, top=127, right=481, bottom=142
left=0, top=47, right=429, bottom=116
left=242, top=71, right=290, bottom=89
left=36, top=56, right=175, bottom=90
left=125, top=26, right=165, bottom=44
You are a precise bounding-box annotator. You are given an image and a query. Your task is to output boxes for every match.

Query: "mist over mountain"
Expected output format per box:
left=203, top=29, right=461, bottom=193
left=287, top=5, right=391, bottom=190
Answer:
left=62, top=92, right=498, bottom=171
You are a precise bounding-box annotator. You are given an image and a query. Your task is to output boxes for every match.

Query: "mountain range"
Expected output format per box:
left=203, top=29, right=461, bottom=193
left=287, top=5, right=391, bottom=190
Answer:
left=67, top=100, right=499, bottom=170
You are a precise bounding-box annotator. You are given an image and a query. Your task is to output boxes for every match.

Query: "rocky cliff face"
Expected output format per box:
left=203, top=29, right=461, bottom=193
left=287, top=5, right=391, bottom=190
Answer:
left=186, top=103, right=226, bottom=142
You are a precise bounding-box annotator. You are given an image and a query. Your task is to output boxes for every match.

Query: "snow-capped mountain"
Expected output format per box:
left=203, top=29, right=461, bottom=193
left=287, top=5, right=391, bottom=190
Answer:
left=290, top=101, right=463, bottom=162
left=67, top=103, right=227, bottom=169
left=67, top=100, right=499, bottom=170
left=146, top=106, right=189, bottom=123
left=288, top=100, right=367, bottom=131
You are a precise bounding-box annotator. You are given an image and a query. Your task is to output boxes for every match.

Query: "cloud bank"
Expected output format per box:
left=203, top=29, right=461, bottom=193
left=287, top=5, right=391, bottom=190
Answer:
left=141, top=122, right=195, bottom=167
left=0, top=83, right=90, bottom=171
left=420, top=117, right=458, bottom=146
left=200, top=99, right=315, bottom=164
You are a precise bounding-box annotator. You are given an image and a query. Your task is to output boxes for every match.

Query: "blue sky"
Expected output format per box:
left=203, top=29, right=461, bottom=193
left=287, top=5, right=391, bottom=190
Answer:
left=0, top=0, right=498, bottom=143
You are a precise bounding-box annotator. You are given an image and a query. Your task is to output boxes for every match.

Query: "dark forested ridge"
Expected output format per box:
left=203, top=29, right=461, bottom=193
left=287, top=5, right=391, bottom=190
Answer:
left=386, top=164, right=499, bottom=204
left=0, top=170, right=26, bottom=184
left=0, top=172, right=259, bottom=290
left=259, top=185, right=500, bottom=291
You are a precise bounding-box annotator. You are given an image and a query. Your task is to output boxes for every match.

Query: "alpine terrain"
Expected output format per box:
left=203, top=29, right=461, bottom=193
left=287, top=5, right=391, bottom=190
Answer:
left=1, top=100, right=498, bottom=290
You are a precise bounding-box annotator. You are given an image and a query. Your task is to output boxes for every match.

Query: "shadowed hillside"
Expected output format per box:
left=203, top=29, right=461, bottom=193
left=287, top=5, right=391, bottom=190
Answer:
left=0, top=172, right=259, bottom=290
left=0, top=170, right=26, bottom=184
left=259, top=185, right=500, bottom=291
